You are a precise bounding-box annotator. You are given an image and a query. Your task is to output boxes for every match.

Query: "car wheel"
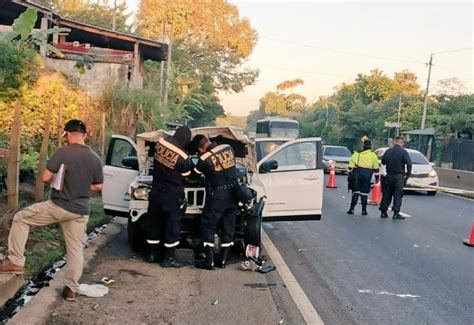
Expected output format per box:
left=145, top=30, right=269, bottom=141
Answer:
left=128, top=214, right=146, bottom=252
left=427, top=191, right=437, bottom=196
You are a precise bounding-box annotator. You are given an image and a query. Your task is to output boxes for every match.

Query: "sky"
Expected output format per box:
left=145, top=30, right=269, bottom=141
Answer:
left=124, top=0, right=473, bottom=116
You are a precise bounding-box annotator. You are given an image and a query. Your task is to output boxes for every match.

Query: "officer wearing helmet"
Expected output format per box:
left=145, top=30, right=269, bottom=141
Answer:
left=347, top=138, right=380, bottom=215
left=145, top=126, right=192, bottom=267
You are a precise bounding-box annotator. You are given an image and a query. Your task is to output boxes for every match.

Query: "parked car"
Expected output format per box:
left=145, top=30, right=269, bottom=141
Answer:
left=374, top=148, right=438, bottom=196
left=102, top=127, right=324, bottom=254
left=322, top=145, right=352, bottom=173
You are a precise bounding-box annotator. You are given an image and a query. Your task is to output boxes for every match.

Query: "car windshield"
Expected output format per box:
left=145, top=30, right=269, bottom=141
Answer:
left=409, top=151, right=429, bottom=165
left=324, top=146, right=351, bottom=157
left=256, top=140, right=287, bottom=161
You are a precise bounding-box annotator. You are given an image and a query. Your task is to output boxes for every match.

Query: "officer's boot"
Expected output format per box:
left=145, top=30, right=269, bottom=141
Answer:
left=160, top=247, right=184, bottom=268
left=361, top=195, right=368, bottom=215
left=347, top=194, right=358, bottom=215
left=215, top=247, right=230, bottom=269
left=195, top=246, right=214, bottom=270
left=145, top=243, right=161, bottom=263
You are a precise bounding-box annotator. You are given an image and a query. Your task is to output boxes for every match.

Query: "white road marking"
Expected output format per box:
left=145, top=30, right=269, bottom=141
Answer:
left=358, top=289, right=420, bottom=299
left=399, top=212, right=412, bottom=218
left=262, top=230, right=324, bottom=325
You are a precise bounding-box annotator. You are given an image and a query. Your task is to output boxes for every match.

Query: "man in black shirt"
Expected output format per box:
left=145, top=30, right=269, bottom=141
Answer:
left=145, top=126, right=192, bottom=267
left=379, top=136, right=412, bottom=219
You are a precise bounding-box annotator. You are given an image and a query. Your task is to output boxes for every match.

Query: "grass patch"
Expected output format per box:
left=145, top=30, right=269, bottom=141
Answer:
left=23, top=198, right=111, bottom=277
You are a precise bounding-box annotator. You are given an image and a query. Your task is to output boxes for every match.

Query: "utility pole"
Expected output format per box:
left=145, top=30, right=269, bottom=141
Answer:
left=421, top=54, right=433, bottom=130
left=161, top=23, right=173, bottom=113
left=396, top=94, right=402, bottom=136
left=325, top=107, right=329, bottom=127
left=112, top=0, right=117, bottom=31
left=159, top=21, right=166, bottom=99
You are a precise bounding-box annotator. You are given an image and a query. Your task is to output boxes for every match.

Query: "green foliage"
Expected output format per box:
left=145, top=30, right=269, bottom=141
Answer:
left=74, top=55, right=95, bottom=75
left=0, top=43, right=24, bottom=98
left=20, top=149, right=40, bottom=174
left=34, top=0, right=131, bottom=32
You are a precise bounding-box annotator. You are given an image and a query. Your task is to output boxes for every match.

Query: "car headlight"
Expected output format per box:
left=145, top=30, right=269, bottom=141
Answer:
left=428, top=170, right=437, bottom=178
left=132, top=187, right=149, bottom=200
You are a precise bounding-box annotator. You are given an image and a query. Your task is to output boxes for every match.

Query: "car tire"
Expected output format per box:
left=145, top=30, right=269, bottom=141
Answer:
left=427, top=191, right=437, bottom=196
left=244, top=199, right=264, bottom=247
left=128, top=214, right=146, bottom=252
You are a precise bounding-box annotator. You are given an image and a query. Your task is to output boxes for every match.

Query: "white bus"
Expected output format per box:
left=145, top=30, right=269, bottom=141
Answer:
left=255, top=117, right=299, bottom=139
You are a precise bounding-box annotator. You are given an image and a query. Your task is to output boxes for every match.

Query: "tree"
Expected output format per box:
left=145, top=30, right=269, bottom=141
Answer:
left=33, top=0, right=131, bottom=32
left=432, top=78, right=469, bottom=96
left=260, top=79, right=307, bottom=116
left=136, top=0, right=259, bottom=93
left=393, top=70, right=421, bottom=97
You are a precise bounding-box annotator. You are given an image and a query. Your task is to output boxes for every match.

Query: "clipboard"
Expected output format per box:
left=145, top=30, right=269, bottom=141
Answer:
left=51, top=163, right=66, bottom=191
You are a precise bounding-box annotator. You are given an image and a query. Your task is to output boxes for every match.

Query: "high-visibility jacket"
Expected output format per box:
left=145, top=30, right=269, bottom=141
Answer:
left=349, top=149, right=380, bottom=174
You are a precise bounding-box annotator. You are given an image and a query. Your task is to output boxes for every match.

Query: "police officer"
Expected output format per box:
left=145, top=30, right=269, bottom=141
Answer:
left=347, top=139, right=380, bottom=215
left=193, top=135, right=238, bottom=270
left=145, top=126, right=192, bottom=267
left=379, top=136, right=412, bottom=219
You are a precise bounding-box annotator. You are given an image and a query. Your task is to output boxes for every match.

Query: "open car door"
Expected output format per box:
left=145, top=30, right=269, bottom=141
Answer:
left=102, top=135, right=139, bottom=217
left=256, top=138, right=324, bottom=221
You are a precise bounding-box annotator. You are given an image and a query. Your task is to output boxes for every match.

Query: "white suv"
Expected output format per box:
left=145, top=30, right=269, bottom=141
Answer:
left=102, top=127, right=324, bottom=252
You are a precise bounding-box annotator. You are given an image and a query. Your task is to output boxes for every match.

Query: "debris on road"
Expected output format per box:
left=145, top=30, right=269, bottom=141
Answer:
left=77, top=284, right=109, bottom=298
left=212, top=299, right=219, bottom=306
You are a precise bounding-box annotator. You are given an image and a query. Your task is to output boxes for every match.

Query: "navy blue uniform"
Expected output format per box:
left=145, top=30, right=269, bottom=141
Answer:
left=146, top=136, right=191, bottom=247
left=195, top=144, right=238, bottom=248
left=379, top=145, right=412, bottom=213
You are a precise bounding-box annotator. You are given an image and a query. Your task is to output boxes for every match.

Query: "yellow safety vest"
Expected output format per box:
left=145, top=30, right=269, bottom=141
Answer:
left=349, top=150, right=379, bottom=171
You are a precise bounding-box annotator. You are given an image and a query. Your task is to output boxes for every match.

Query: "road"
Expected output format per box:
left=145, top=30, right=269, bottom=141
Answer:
left=265, top=174, right=474, bottom=325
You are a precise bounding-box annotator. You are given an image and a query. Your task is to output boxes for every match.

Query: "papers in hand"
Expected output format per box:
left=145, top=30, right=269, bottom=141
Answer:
left=51, top=164, right=65, bottom=191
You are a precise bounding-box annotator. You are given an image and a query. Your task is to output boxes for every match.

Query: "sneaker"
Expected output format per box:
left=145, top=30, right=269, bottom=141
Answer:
left=393, top=212, right=405, bottom=220
left=346, top=209, right=354, bottom=215
left=0, top=259, right=24, bottom=275
left=62, top=286, right=76, bottom=302
left=380, top=211, right=388, bottom=218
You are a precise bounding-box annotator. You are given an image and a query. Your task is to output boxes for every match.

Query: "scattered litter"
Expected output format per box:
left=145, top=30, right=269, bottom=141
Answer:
left=77, top=284, right=109, bottom=298
left=358, top=289, right=420, bottom=299
left=257, top=288, right=268, bottom=291
left=278, top=319, right=284, bottom=324
left=51, top=312, right=59, bottom=317
left=92, top=304, right=99, bottom=311
left=413, top=245, right=419, bottom=248
left=297, top=248, right=306, bottom=252
left=240, top=256, right=276, bottom=274
left=0, top=225, right=108, bottom=323
left=0, top=253, right=5, bottom=260
left=244, top=283, right=276, bottom=289
left=212, top=299, right=219, bottom=306
left=100, top=277, right=115, bottom=285
left=342, top=196, right=347, bottom=199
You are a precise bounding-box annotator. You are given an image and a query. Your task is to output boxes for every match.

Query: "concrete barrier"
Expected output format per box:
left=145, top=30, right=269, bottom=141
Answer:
left=0, top=274, right=24, bottom=307
left=434, top=167, right=474, bottom=192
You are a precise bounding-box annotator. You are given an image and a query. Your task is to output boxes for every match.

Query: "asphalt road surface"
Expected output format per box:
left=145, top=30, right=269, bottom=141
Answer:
left=265, top=174, right=474, bottom=325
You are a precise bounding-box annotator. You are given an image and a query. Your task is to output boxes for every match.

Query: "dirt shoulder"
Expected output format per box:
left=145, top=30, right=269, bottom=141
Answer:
left=10, top=219, right=304, bottom=324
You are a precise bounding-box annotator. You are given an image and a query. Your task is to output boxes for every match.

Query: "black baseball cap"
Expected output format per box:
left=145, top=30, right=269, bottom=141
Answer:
left=63, top=119, right=87, bottom=136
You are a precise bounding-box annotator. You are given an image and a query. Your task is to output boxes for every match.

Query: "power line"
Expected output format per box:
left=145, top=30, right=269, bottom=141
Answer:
left=260, top=35, right=425, bottom=65
left=432, top=47, right=474, bottom=55
left=260, top=65, right=353, bottom=78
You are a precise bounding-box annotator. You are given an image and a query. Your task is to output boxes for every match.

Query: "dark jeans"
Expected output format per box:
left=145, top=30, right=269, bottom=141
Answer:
left=146, top=187, right=184, bottom=247
left=380, top=174, right=405, bottom=213
left=201, top=194, right=237, bottom=246
left=350, top=168, right=373, bottom=210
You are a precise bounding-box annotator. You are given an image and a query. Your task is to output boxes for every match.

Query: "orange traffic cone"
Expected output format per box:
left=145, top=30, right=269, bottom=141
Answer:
left=326, top=161, right=337, bottom=188
left=369, top=181, right=382, bottom=205
left=463, top=223, right=474, bottom=247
